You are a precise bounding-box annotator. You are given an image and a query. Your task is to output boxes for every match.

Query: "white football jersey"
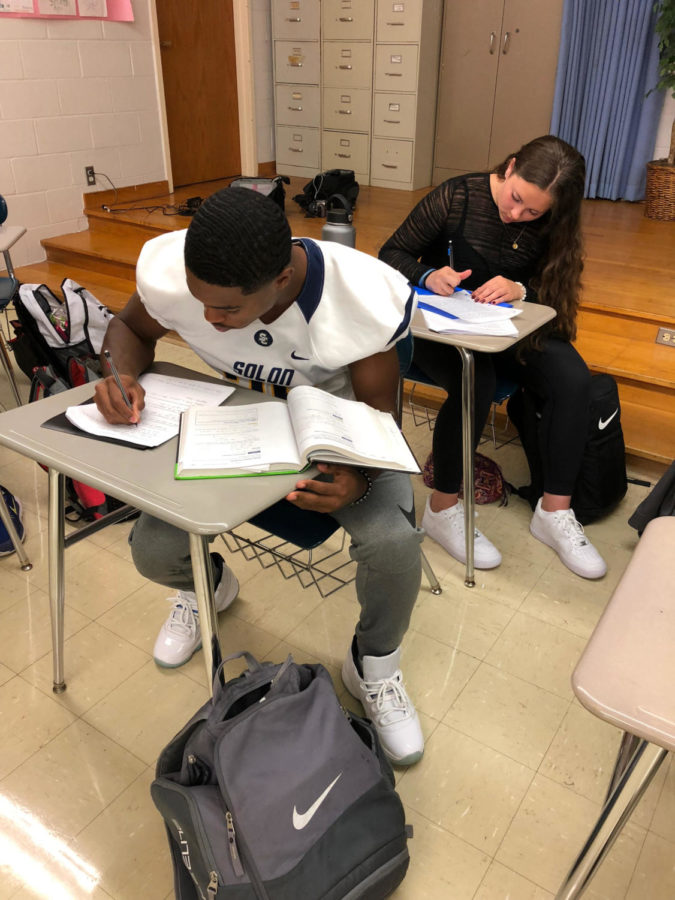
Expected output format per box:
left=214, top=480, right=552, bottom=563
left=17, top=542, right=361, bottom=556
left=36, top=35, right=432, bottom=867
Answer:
left=136, top=231, right=415, bottom=398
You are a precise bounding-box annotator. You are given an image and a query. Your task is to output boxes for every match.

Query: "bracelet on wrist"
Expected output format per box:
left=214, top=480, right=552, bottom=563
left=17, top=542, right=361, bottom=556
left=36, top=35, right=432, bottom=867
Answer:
left=350, top=469, right=373, bottom=506
left=514, top=281, right=527, bottom=301
left=419, top=268, right=436, bottom=289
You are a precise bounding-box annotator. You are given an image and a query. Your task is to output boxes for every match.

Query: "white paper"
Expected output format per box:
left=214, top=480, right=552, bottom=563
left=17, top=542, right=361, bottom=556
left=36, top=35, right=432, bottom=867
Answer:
left=0, top=0, right=34, bottom=11
left=178, top=403, right=300, bottom=472
left=65, top=374, right=235, bottom=448
left=38, top=0, right=77, bottom=14
left=78, top=0, right=107, bottom=15
left=418, top=306, right=519, bottom=336
left=288, top=385, right=419, bottom=470
left=416, top=289, right=522, bottom=322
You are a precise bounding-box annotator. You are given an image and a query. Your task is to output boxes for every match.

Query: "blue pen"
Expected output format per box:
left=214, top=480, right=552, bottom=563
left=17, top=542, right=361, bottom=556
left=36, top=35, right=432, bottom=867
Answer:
left=447, top=240, right=454, bottom=270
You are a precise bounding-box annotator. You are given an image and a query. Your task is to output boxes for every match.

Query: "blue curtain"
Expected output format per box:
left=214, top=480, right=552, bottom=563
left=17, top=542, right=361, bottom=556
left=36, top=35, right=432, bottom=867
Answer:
left=551, top=0, right=664, bottom=200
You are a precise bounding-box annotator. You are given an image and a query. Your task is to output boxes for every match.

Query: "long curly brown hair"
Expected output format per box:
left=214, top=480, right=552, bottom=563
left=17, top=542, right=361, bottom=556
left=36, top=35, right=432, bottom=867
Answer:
left=493, top=135, right=585, bottom=346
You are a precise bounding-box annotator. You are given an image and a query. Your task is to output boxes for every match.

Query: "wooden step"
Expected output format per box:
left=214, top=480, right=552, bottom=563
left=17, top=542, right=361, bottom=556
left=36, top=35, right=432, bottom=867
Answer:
left=41, top=229, right=146, bottom=280
left=12, top=261, right=134, bottom=314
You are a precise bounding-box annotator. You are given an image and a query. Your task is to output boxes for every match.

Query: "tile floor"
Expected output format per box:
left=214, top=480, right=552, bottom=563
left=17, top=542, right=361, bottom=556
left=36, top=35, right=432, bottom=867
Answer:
left=0, top=340, right=673, bottom=900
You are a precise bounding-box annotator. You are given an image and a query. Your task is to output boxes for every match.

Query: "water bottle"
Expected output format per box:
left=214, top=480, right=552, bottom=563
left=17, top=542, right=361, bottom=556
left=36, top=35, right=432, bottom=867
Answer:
left=321, top=202, right=356, bottom=248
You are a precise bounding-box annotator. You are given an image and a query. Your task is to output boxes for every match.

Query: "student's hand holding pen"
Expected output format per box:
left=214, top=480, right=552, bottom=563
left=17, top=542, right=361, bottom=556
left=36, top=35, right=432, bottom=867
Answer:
left=94, top=354, right=145, bottom=425
left=424, top=266, right=472, bottom=296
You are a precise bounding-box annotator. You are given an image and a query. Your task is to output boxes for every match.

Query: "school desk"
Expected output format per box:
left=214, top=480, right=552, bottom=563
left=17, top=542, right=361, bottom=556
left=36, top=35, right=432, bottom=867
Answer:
left=0, top=363, right=305, bottom=695
left=410, top=299, right=556, bottom=587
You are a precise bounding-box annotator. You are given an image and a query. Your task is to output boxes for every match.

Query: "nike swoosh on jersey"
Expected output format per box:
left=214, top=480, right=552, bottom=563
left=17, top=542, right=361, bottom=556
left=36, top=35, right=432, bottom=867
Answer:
left=291, top=350, right=309, bottom=360
left=292, top=773, right=342, bottom=830
left=598, top=409, right=618, bottom=430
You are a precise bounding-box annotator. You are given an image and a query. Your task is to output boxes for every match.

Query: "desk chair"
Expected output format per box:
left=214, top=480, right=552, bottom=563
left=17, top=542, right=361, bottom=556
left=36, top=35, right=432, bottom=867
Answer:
left=222, top=343, right=442, bottom=598
left=0, top=221, right=27, bottom=408
left=556, top=516, right=675, bottom=899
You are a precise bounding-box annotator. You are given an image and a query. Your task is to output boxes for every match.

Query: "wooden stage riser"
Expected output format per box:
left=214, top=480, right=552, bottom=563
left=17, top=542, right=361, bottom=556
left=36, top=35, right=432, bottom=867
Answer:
left=403, top=381, right=674, bottom=465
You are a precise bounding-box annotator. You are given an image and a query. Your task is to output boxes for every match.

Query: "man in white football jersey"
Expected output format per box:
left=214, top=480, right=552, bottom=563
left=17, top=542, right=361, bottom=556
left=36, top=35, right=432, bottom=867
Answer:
left=94, top=187, right=424, bottom=766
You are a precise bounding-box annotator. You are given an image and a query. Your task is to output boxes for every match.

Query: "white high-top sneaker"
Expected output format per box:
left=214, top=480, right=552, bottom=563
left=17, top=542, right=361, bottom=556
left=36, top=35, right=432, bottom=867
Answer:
left=153, top=567, right=239, bottom=667
left=342, top=643, right=424, bottom=766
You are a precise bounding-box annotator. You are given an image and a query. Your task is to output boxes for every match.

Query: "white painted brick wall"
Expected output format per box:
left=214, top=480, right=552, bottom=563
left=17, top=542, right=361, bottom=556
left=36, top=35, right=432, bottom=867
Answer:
left=0, top=0, right=166, bottom=267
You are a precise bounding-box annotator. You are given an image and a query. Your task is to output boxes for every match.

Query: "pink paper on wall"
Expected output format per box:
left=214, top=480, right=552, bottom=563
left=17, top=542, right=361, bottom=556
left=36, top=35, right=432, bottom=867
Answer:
left=0, top=0, right=134, bottom=20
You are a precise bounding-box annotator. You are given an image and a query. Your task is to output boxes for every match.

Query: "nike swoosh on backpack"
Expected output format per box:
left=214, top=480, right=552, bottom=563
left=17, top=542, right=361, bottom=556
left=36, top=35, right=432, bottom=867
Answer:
left=292, top=773, right=342, bottom=830
left=598, top=409, right=618, bottom=430
left=291, top=350, right=309, bottom=360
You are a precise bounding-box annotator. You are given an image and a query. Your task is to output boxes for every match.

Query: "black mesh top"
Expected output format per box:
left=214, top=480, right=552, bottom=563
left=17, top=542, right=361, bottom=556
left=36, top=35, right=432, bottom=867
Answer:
left=379, top=173, right=550, bottom=297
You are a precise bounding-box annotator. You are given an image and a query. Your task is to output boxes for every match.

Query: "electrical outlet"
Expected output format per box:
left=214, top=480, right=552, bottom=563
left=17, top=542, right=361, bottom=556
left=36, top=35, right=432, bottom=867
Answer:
left=85, top=166, right=96, bottom=186
left=656, top=327, right=675, bottom=347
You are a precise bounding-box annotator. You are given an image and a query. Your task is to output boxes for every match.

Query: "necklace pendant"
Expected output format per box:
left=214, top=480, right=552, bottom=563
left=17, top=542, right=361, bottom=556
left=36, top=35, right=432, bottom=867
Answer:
left=512, top=241, right=518, bottom=250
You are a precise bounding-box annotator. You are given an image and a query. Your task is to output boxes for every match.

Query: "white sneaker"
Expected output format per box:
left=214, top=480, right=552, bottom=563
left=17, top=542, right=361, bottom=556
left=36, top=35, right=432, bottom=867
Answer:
left=530, top=499, right=607, bottom=579
left=421, top=497, right=502, bottom=568
left=342, top=644, right=424, bottom=767
left=153, top=567, right=239, bottom=667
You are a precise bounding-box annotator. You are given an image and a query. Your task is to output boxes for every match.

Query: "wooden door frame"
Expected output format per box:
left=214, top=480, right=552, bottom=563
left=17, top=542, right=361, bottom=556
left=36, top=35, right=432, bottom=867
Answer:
left=149, top=0, right=258, bottom=193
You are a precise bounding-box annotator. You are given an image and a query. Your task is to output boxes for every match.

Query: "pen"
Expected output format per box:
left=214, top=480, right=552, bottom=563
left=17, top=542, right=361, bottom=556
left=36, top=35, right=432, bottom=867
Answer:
left=447, top=240, right=454, bottom=271
left=103, top=349, right=136, bottom=424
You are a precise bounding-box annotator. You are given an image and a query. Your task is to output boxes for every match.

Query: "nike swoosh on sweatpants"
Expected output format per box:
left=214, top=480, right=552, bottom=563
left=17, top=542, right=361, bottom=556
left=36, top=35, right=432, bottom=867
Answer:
left=291, top=350, right=309, bottom=360
left=397, top=503, right=416, bottom=528
left=292, top=773, right=342, bottom=830
left=598, top=409, right=618, bottom=430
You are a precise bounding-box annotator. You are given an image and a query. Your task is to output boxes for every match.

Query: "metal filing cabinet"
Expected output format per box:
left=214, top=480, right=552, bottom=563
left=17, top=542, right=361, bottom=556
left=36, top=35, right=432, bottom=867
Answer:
left=272, top=1, right=321, bottom=177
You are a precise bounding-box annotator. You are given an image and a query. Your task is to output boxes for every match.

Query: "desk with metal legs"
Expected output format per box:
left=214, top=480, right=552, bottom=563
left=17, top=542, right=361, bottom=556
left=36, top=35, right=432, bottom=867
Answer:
left=411, top=300, right=556, bottom=587
left=0, top=363, right=304, bottom=695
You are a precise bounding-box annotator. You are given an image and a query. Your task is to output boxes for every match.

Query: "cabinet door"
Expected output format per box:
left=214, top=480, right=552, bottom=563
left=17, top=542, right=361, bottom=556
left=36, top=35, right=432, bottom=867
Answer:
left=489, top=0, right=564, bottom=167
left=434, top=0, right=503, bottom=173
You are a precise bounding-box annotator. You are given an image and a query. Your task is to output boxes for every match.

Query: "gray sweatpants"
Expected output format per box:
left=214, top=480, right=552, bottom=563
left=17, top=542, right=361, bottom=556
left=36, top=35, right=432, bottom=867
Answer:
left=129, top=470, right=423, bottom=659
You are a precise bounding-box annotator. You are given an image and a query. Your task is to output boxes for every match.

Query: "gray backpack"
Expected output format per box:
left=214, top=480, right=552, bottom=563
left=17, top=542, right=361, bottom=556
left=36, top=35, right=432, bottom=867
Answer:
left=151, top=651, right=411, bottom=899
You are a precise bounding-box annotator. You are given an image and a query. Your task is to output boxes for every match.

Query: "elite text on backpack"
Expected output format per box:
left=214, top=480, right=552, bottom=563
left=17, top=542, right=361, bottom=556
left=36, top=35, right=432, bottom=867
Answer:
left=507, top=373, right=627, bottom=524
left=151, top=651, right=411, bottom=899
left=12, top=278, right=113, bottom=382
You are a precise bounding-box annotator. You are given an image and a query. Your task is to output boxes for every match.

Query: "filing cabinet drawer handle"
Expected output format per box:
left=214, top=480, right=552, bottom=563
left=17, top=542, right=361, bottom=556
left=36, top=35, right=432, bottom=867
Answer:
left=489, top=31, right=496, bottom=54
left=288, top=105, right=303, bottom=111
left=336, top=153, right=352, bottom=159
left=386, top=21, right=404, bottom=25
left=289, top=147, right=303, bottom=153
left=384, top=118, right=401, bottom=124
left=338, top=17, right=354, bottom=22
left=382, top=163, right=398, bottom=169
left=385, top=72, right=403, bottom=77
left=339, top=64, right=353, bottom=70
left=285, top=17, right=301, bottom=22
left=338, top=109, right=352, bottom=115
left=289, top=62, right=304, bottom=67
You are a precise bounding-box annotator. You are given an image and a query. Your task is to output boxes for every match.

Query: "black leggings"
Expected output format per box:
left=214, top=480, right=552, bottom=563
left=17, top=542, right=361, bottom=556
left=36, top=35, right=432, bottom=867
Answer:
left=412, top=336, right=591, bottom=496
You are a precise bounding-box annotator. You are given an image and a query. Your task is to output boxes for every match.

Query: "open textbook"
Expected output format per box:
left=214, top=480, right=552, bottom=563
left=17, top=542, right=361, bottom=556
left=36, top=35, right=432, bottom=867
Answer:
left=415, top=288, right=522, bottom=336
left=64, top=373, right=235, bottom=448
left=175, top=384, right=421, bottom=479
